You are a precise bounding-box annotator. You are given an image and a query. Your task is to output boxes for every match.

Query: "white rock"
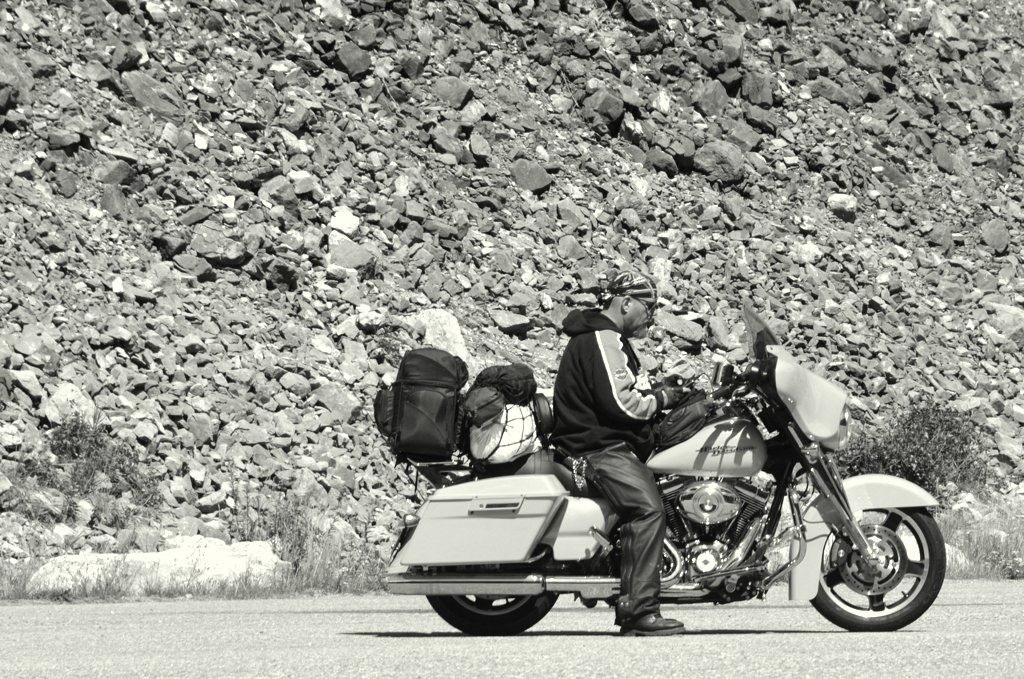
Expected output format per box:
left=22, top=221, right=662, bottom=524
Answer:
left=651, top=89, right=672, bottom=114
left=310, top=333, right=338, bottom=356
left=407, top=308, right=473, bottom=368
left=827, top=193, right=858, bottom=217
left=315, top=0, right=350, bottom=24
left=0, top=422, right=22, bottom=449
left=790, top=241, right=825, bottom=265
left=27, top=537, right=289, bottom=596
left=329, top=205, right=360, bottom=236
left=41, top=383, right=96, bottom=425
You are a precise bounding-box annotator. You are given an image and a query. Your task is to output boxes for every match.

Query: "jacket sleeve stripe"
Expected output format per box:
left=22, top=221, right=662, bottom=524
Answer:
left=594, top=330, right=658, bottom=421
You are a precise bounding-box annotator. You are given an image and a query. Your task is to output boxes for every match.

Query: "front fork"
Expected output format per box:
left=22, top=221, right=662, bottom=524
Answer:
left=799, top=446, right=885, bottom=573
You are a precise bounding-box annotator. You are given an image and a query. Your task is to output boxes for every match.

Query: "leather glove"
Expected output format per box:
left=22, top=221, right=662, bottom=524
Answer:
left=653, top=374, right=693, bottom=410
left=653, top=385, right=684, bottom=410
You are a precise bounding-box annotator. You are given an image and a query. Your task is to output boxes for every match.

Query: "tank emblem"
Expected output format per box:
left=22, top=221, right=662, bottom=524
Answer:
left=699, top=445, right=757, bottom=456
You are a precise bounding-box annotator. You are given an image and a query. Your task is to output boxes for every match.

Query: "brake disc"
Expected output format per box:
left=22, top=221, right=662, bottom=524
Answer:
left=828, top=524, right=908, bottom=596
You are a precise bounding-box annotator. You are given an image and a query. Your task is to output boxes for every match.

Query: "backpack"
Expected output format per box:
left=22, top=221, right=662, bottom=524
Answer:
left=462, top=365, right=543, bottom=465
left=373, top=348, right=469, bottom=464
left=469, top=363, right=537, bottom=405
left=468, top=403, right=540, bottom=464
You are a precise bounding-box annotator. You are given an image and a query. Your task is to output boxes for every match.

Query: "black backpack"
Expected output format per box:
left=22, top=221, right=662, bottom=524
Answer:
left=469, top=363, right=537, bottom=405
left=373, top=348, right=469, bottom=464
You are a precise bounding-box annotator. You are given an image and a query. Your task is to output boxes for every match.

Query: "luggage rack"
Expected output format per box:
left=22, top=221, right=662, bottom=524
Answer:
left=400, top=459, right=475, bottom=499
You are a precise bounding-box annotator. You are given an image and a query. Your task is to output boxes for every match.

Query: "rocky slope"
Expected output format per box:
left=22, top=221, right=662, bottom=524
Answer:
left=1, top=0, right=1024, bottom=560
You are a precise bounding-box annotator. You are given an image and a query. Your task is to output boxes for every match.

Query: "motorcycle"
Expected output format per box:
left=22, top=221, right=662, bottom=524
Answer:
left=385, top=301, right=946, bottom=634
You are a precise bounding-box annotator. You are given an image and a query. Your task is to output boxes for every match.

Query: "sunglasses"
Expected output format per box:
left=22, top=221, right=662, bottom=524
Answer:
left=631, top=297, right=656, bottom=322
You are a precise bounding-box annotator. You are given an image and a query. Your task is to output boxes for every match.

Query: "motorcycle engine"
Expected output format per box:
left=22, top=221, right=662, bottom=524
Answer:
left=677, top=481, right=742, bottom=525
left=659, top=474, right=775, bottom=577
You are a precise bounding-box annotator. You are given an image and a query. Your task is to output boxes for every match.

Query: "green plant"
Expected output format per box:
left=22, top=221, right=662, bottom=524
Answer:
left=987, top=549, right=1023, bottom=579
left=839, top=405, right=987, bottom=500
left=27, top=414, right=159, bottom=526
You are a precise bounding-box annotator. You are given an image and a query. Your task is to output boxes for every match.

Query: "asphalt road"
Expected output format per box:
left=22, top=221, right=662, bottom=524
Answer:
left=2, top=581, right=1021, bottom=679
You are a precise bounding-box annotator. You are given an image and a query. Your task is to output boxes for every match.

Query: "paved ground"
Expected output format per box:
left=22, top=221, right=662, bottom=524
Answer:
left=2, top=581, right=1021, bottom=678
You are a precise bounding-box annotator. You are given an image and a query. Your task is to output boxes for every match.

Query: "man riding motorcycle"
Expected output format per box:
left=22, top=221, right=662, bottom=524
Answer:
left=551, top=270, right=691, bottom=636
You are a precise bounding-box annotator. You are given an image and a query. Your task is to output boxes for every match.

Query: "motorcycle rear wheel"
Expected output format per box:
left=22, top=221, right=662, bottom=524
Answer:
left=427, top=593, right=558, bottom=635
left=811, top=507, right=945, bottom=632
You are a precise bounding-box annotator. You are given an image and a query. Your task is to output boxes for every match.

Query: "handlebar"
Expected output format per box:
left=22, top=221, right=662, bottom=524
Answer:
left=708, top=359, right=770, bottom=404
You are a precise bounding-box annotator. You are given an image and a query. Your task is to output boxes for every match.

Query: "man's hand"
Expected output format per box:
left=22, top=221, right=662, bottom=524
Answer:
left=654, top=384, right=684, bottom=410
left=653, top=374, right=693, bottom=410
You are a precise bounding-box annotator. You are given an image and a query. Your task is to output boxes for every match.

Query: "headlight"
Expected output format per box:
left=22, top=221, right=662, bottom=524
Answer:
left=836, top=405, right=852, bottom=449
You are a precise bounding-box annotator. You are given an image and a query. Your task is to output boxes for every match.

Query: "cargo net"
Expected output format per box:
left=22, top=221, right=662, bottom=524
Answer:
left=469, top=404, right=540, bottom=465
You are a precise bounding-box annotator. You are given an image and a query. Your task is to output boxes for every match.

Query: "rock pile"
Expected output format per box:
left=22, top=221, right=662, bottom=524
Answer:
left=1, top=0, right=1024, bottom=562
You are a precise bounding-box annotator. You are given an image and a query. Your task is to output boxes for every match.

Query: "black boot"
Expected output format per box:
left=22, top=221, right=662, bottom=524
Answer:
left=619, top=613, right=687, bottom=637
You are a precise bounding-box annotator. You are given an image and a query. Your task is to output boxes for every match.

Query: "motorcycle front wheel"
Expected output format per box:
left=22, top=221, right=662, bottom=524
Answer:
left=812, top=507, right=945, bottom=632
left=427, top=593, right=559, bottom=635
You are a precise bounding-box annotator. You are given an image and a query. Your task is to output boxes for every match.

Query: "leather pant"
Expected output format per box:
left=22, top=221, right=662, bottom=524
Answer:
left=583, top=444, right=665, bottom=625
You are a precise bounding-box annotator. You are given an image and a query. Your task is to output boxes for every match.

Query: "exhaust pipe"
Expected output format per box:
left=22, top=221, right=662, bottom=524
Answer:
left=388, top=573, right=544, bottom=596
left=388, top=573, right=707, bottom=599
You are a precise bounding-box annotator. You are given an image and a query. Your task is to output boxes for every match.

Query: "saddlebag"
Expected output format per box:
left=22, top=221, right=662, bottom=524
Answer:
left=398, top=475, right=569, bottom=566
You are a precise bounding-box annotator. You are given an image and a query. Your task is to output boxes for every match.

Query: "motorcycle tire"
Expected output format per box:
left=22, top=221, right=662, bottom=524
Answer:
left=811, top=507, right=945, bottom=632
left=426, top=593, right=558, bottom=635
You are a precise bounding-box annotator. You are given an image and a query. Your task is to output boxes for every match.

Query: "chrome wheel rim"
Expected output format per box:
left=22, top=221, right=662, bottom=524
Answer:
left=819, top=508, right=932, bottom=618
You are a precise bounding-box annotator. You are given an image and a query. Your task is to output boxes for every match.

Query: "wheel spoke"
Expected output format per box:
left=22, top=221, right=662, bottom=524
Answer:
left=905, top=560, right=926, bottom=579
left=868, top=594, right=885, bottom=612
left=881, top=511, right=904, bottom=533
left=823, top=569, right=844, bottom=589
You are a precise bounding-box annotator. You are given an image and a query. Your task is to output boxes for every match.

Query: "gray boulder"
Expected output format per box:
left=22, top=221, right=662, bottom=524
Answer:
left=121, top=71, right=184, bottom=121
left=510, top=159, right=553, bottom=194
left=694, top=141, right=746, bottom=184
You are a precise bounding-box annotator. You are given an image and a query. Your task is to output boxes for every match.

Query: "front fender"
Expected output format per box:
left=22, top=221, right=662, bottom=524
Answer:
left=788, top=474, right=939, bottom=601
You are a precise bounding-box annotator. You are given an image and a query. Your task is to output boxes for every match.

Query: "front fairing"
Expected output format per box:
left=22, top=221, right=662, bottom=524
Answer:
left=767, top=346, right=849, bottom=448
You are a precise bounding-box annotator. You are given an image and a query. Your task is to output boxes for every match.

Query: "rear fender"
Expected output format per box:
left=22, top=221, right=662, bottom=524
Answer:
left=789, top=474, right=939, bottom=601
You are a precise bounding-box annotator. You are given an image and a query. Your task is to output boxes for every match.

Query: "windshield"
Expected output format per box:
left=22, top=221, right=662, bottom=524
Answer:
left=740, top=297, right=781, bottom=359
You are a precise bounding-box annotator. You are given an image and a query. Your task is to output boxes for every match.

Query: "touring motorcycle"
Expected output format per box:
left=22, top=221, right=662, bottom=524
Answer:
left=385, top=302, right=946, bottom=634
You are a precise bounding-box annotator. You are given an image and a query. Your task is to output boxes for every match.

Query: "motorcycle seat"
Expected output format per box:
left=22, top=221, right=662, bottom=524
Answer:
left=475, top=448, right=576, bottom=491
left=512, top=448, right=575, bottom=489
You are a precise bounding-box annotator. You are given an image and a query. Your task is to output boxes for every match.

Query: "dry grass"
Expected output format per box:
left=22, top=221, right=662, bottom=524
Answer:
left=0, top=558, right=45, bottom=600
left=226, top=491, right=388, bottom=596
left=0, top=535, right=387, bottom=602
left=938, top=494, right=1024, bottom=579
left=1, top=493, right=388, bottom=601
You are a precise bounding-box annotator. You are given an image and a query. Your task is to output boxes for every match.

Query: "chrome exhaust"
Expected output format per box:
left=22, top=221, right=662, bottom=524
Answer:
left=388, top=573, right=544, bottom=596
left=388, top=572, right=707, bottom=598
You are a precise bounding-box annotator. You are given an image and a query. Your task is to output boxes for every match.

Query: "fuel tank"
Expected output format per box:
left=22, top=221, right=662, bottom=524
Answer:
left=647, top=416, right=767, bottom=477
